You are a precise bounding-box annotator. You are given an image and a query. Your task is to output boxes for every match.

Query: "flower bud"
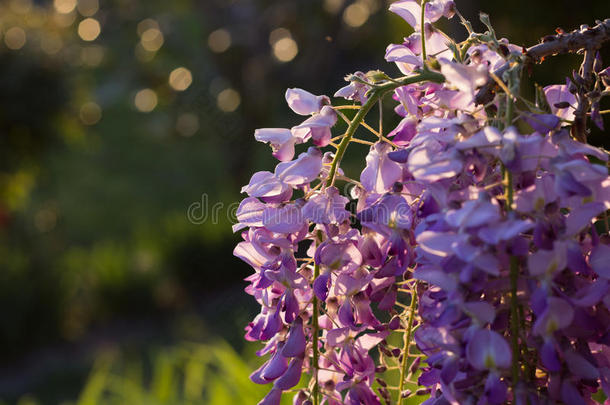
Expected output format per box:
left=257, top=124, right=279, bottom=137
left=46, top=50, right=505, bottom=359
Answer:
left=388, top=316, right=401, bottom=330
left=553, top=101, right=571, bottom=109
left=375, top=377, right=387, bottom=387
left=401, top=389, right=412, bottom=398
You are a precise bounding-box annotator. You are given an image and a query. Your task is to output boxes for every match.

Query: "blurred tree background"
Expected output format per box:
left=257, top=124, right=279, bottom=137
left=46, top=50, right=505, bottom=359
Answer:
left=0, top=0, right=607, bottom=403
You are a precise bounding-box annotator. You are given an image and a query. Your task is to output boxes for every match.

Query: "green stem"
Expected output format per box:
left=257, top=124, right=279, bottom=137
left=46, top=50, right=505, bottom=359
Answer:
left=505, top=92, right=514, bottom=132
left=506, top=168, right=519, bottom=385
left=325, top=71, right=444, bottom=187
left=509, top=253, right=520, bottom=385
left=420, top=0, right=428, bottom=61
left=459, top=39, right=474, bottom=63
left=518, top=304, right=532, bottom=381
left=505, top=169, right=514, bottom=211
left=397, top=284, right=418, bottom=405
left=504, top=88, right=520, bottom=386
left=319, top=69, right=443, bottom=403
left=312, top=262, right=320, bottom=405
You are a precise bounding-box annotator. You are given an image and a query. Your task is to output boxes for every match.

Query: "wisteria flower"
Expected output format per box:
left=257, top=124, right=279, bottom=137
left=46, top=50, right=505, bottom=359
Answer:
left=285, top=88, right=329, bottom=116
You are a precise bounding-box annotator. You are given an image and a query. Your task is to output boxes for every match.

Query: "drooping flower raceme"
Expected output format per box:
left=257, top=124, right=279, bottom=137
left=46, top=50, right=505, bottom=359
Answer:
left=234, top=2, right=610, bottom=404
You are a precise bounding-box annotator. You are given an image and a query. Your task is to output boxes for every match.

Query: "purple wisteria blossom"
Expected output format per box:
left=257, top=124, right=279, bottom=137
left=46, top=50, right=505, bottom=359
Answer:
left=292, top=106, right=337, bottom=147
left=544, top=82, right=577, bottom=121
left=255, top=128, right=296, bottom=162
left=234, top=2, right=610, bottom=404
left=285, top=88, right=330, bottom=116
left=361, top=143, right=403, bottom=194
left=302, top=186, right=350, bottom=225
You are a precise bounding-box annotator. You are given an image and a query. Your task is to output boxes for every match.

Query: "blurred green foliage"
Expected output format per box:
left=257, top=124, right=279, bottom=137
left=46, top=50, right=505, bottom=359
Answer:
left=71, top=342, right=297, bottom=405
left=0, top=0, right=607, bottom=403
left=1, top=342, right=295, bottom=405
left=67, top=340, right=427, bottom=405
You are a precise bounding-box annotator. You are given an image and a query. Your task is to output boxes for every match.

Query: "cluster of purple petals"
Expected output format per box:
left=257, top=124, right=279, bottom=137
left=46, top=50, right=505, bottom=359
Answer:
left=405, top=122, right=609, bottom=404
left=234, top=1, right=610, bottom=404
left=234, top=85, right=408, bottom=404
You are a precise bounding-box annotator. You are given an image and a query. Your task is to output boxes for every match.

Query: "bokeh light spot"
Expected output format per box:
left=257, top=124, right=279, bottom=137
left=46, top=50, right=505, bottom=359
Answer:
left=208, top=29, right=231, bottom=53
left=140, top=28, right=164, bottom=52
left=78, top=18, right=101, bottom=41
left=54, top=11, right=76, bottom=27
left=137, top=19, right=159, bottom=36
left=269, top=28, right=298, bottom=62
left=4, top=27, right=27, bottom=50
left=272, top=37, right=298, bottom=62
left=134, top=89, right=158, bottom=113
left=268, top=28, right=291, bottom=46
left=77, top=0, right=99, bottom=17
left=54, top=0, right=76, bottom=14
left=217, top=88, right=241, bottom=112
left=79, top=102, right=102, bottom=125
left=169, top=67, right=193, bottom=91
left=343, top=2, right=370, bottom=27
left=176, top=113, right=199, bottom=137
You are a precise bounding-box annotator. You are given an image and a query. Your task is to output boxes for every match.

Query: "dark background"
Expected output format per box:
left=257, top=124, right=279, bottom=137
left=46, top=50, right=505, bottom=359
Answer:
left=0, top=0, right=607, bottom=403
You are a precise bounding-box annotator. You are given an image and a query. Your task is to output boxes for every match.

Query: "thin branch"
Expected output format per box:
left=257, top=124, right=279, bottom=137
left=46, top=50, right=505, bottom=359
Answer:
left=489, top=70, right=515, bottom=99
left=359, top=121, right=400, bottom=147
left=349, top=138, right=375, bottom=146
left=360, top=121, right=381, bottom=137
left=525, top=19, right=610, bottom=63
left=378, top=98, right=383, bottom=139
left=572, top=48, right=597, bottom=142
left=476, top=18, right=610, bottom=106
left=581, top=47, right=597, bottom=84
left=397, top=283, right=419, bottom=405
left=311, top=260, right=321, bottom=405
left=325, top=70, right=445, bottom=187
left=333, top=105, right=361, bottom=110
left=334, top=109, right=353, bottom=126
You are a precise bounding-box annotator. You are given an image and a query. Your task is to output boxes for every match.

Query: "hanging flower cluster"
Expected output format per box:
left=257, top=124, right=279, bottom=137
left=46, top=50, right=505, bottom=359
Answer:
left=234, top=1, right=610, bottom=404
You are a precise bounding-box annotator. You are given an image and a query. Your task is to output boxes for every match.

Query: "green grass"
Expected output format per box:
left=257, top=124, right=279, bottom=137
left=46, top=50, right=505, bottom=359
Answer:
left=71, top=342, right=296, bottom=405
